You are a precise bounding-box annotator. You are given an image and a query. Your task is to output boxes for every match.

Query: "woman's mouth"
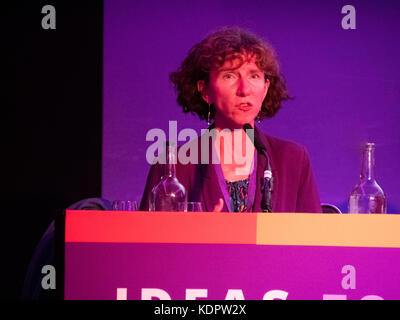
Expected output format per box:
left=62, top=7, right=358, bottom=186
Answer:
left=237, top=103, right=253, bottom=111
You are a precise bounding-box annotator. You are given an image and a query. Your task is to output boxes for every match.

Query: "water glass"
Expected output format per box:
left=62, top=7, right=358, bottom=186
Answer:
left=178, top=202, right=203, bottom=212
left=112, top=200, right=138, bottom=211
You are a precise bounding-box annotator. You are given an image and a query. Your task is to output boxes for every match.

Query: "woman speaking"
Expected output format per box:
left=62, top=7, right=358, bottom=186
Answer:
left=140, top=27, right=322, bottom=213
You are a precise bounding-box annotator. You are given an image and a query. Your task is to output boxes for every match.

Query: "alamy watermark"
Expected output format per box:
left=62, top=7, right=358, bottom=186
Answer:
left=341, top=5, right=356, bottom=30
left=146, top=121, right=255, bottom=175
left=41, top=265, right=56, bottom=290
left=41, top=5, right=56, bottom=30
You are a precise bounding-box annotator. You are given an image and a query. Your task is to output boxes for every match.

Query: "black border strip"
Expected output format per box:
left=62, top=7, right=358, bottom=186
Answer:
left=55, top=210, right=66, bottom=300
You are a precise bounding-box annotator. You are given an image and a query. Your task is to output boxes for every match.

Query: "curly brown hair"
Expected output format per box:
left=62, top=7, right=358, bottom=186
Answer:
left=169, top=26, right=290, bottom=121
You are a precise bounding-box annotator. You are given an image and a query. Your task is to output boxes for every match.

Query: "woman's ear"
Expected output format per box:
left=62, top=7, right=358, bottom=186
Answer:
left=197, top=80, right=209, bottom=104
left=263, top=78, right=270, bottom=99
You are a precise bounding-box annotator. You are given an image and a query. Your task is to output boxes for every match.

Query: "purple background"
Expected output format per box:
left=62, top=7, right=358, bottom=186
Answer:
left=65, top=243, right=400, bottom=300
left=102, top=0, right=400, bottom=213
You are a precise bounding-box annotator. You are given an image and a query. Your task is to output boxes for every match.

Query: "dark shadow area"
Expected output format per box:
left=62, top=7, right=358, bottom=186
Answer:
left=4, top=0, right=103, bottom=299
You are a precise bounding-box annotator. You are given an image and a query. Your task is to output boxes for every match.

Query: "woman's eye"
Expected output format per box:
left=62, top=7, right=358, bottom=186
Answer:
left=222, top=73, right=235, bottom=80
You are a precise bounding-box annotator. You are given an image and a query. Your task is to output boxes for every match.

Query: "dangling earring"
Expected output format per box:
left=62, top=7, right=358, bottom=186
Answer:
left=207, top=104, right=211, bottom=126
left=256, top=115, right=261, bottom=124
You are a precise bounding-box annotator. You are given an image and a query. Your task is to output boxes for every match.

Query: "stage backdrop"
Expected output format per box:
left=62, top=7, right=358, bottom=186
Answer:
left=102, top=0, right=400, bottom=213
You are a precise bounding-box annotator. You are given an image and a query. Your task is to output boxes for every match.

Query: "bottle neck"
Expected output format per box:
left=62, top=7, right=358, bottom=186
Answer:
left=360, top=144, right=375, bottom=182
left=165, top=145, right=177, bottom=178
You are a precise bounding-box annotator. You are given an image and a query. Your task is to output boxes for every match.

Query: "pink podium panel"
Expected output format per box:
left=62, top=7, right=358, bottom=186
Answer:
left=63, top=211, right=400, bottom=300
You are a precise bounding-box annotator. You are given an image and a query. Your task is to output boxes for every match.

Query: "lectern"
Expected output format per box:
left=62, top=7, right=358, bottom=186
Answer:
left=59, top=210, right=400, bottom=300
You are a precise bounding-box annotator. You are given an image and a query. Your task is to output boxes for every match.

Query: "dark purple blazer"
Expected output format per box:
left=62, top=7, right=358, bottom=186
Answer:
left=140, top=126, right=322, bottom=213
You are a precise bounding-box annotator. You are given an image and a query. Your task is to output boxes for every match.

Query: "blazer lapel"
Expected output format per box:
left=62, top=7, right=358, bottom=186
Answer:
left=200, top=163, right=228, bottom=212
left=198, top=125, right=229, bottom=212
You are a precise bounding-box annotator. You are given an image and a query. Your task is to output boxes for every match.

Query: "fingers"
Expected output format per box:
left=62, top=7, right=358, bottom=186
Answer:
left=213, top=198, right=224, bottom=212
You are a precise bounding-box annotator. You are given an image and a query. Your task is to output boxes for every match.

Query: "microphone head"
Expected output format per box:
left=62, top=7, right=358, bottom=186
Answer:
left=243, top=123, right=253, bottom=131
left=243, top=123, right=266, bottom=153
left=243, top=123, right=255, bottom=147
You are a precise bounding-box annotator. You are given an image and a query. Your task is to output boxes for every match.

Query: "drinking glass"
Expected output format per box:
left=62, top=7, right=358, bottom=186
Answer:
left=112, top=200, right=138, bottom=211
left=178, top=202, right=203, bottom=212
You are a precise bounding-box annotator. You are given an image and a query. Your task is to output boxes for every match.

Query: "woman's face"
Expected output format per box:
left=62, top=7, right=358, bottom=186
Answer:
left=198, top=55, right=270, bottom=129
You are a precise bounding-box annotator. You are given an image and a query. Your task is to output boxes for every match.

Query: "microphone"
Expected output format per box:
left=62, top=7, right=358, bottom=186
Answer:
left=243, top=123, right=265, bottom=154
left=243, top=123, right=273, bottom=213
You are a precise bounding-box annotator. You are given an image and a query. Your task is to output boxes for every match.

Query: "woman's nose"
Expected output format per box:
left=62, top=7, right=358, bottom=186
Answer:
left=236, top=77, right=251, bottom=96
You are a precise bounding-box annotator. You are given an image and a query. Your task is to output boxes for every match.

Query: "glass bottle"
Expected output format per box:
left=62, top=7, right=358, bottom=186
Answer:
left=348, top=142, right=387, bottom=214
left=150, top=144, right=186, bottom=211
